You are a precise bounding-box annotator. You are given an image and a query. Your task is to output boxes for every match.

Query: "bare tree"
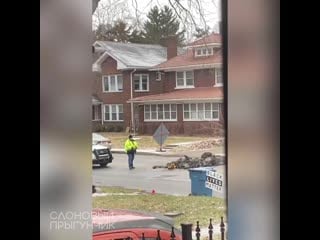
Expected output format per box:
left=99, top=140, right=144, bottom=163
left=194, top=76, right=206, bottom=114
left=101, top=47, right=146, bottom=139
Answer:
left=93, top=0, right=221, bottom=42
left=166, top=0, right=221, bottom=41
left=93, top=0, right=138, bottom=30
left=125, top=0, right=221, bottom=41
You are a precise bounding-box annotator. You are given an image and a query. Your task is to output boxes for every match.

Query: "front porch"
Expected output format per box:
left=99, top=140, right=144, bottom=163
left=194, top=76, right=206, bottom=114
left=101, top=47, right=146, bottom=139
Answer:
left=128, top=87, right=225, bottom=136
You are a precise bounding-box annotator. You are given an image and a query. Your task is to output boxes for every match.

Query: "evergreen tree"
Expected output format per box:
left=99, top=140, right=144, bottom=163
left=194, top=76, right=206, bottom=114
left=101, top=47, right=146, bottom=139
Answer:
left=193, top=27, right=211, bottom=39
left=94, top=20, right=132, bottom=42
left=111, top=20, right=132, bottom=42
left=94, top=23, right=114, bottom=41
left=128, top=29, right=146, bottom=44
left=142, top=5, right=185, bottom=46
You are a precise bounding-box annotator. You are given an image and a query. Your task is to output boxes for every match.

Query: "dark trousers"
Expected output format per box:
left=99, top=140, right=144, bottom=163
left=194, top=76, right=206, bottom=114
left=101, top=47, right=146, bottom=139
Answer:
left=127, top=153, right=135, bottom=168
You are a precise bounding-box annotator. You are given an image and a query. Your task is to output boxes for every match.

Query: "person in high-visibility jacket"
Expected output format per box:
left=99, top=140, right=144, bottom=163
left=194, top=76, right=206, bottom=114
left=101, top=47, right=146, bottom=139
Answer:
left=124, top=135, right=138, bottom=169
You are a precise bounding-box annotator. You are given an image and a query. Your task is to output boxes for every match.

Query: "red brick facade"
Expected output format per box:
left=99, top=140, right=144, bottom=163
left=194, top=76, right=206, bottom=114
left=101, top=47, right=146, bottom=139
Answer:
left=92, top=57, right=224, bottom=135
left=92, top=35, right=224, bottom=136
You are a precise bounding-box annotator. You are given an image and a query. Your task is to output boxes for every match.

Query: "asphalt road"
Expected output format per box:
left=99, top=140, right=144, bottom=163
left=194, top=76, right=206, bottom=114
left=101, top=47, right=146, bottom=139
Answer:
left=92, top=153, right=226, bottom=197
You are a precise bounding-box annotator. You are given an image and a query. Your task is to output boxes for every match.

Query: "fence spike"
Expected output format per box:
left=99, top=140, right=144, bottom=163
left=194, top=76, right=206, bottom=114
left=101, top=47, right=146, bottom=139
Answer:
left=170, top=226, right=176, bottom=240
left=195, top=221, right=201, bottom=240
left=208, top=218, right=213, bottom=240
left=220, top=217, right=225, bottom=240
left=156, top=229, right=161, bottom=240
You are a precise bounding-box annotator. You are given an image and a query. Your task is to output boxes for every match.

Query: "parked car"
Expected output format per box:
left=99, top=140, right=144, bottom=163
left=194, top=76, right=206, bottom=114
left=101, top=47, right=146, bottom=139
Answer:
left=92, top=209, right=182, bottom=240
left=92, top=133, right=113, bottom=167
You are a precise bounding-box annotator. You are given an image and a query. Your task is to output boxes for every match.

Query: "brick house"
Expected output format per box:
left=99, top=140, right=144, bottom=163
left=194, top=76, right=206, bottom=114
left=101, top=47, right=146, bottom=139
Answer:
left=92, top=33, right=224, bottom=136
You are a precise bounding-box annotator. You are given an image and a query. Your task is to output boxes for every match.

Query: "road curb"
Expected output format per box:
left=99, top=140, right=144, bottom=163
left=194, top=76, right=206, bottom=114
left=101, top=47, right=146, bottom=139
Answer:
left=111, top=150, right=183, bottom=157
left=111, top=150, right=225, bottom=157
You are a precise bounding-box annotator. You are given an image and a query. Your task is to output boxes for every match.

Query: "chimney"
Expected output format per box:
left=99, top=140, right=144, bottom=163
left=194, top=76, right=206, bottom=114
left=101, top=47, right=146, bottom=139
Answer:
left=160, top=36, right=178, bottom=60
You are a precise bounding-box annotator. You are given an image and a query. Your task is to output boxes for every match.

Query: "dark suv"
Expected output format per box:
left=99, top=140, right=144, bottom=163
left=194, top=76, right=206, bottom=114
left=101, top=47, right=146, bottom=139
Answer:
left=92, top=144, right=113, bottom=167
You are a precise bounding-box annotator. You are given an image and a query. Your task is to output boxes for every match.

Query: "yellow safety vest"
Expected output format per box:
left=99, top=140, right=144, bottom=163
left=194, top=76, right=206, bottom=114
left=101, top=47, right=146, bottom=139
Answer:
left=124, top=139, right=138, bottom=153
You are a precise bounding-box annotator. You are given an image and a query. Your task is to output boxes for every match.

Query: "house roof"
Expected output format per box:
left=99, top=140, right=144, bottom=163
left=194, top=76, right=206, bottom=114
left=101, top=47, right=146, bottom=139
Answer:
left=128, top=87, right=223, bottom=103
left=92, top=41, right=186, bottom=72
left=188, top=33, right=222, bottom=46
left=150, top=48, right=222, bottom=71
left=94, top=41, right=168, bottom=69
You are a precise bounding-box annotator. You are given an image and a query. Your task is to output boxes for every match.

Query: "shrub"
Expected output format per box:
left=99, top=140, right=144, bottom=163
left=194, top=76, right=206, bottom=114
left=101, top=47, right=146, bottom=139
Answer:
left=105, top=125, right=115, bottom=132
left=93, top=124, right=105, bottom=132
left=114, top=125, right=124, bottom=132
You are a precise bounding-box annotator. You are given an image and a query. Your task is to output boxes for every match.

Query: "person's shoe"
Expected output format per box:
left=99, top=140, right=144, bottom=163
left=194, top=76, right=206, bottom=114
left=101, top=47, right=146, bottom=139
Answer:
left=131, top=166, right=135, bottom=169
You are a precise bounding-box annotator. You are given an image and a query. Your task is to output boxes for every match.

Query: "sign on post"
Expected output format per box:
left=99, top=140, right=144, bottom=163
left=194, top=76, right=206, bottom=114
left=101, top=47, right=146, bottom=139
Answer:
left=153, top=123, right=169, bottom=151
left=205, top=170, right=223, bottom=193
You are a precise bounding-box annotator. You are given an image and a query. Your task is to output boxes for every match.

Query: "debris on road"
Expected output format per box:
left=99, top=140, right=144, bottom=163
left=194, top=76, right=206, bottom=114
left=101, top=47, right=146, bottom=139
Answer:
left=152, top=152, right=225, bottom=170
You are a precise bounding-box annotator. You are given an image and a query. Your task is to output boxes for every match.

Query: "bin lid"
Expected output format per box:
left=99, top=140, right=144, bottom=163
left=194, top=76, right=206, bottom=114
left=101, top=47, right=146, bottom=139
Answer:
left=188, top=167, right=216, bottom=172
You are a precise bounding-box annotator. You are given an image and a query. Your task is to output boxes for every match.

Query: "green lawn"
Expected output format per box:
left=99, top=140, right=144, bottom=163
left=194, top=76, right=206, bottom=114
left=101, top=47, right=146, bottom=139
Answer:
left=93, top=186, right=227, bottom=229
left=98, top=132, right=214, bottom=149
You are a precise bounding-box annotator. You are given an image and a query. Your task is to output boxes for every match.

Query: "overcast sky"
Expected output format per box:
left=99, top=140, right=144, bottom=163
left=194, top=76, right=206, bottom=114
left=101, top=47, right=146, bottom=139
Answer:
left=93, top=0, right=221, bottom=40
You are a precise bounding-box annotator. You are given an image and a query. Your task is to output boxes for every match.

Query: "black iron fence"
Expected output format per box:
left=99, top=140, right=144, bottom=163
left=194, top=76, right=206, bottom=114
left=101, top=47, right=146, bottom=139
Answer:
left=141, top=217, right=226, bottom=240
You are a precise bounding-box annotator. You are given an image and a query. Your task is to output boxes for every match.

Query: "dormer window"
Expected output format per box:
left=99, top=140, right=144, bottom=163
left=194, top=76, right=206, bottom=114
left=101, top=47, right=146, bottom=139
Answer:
left=195, top=47, right=214, bottom=57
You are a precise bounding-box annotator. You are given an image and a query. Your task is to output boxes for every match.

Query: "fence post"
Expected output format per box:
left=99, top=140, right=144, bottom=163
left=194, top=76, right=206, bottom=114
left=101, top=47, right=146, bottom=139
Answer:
left=170, top=226, right=176, bottom=240
left=208, top=218, right=213, bottom=240
left=181, top=223, right=193, bottom=240
left=195, top=221, right=200, bottom=240
left=156, top=230, right=161, bottom=240
left=220, top=217, right=225, bottom=240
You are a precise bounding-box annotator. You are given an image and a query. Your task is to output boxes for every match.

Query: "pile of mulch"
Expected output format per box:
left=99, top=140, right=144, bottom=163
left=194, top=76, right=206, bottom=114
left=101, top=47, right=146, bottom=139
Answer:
left=152, top=152, right=225, bottom=170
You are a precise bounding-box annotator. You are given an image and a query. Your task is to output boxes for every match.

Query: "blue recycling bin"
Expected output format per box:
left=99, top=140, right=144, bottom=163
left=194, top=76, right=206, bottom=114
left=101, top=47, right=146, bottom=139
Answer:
left=188, top=167, right=216, bottom=196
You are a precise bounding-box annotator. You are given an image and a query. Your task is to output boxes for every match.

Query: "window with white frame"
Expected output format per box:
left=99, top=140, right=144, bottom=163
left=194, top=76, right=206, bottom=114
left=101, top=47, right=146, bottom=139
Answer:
left=92, top=105, right=101, bottom=120
left=103, top=75, right=123, bottom=92
left=183, top=103, right=220, bottom=121
left=144, top=104, right=177, bottom=121
left=134, top=74, right=149, bottom=91
left=176, top=71, right=194, bottom=88
left=195, top=47, right=214, bottom=57
left=104, top=104, right=123, bottom=121
left=215, top=68, right=223, bottom=86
